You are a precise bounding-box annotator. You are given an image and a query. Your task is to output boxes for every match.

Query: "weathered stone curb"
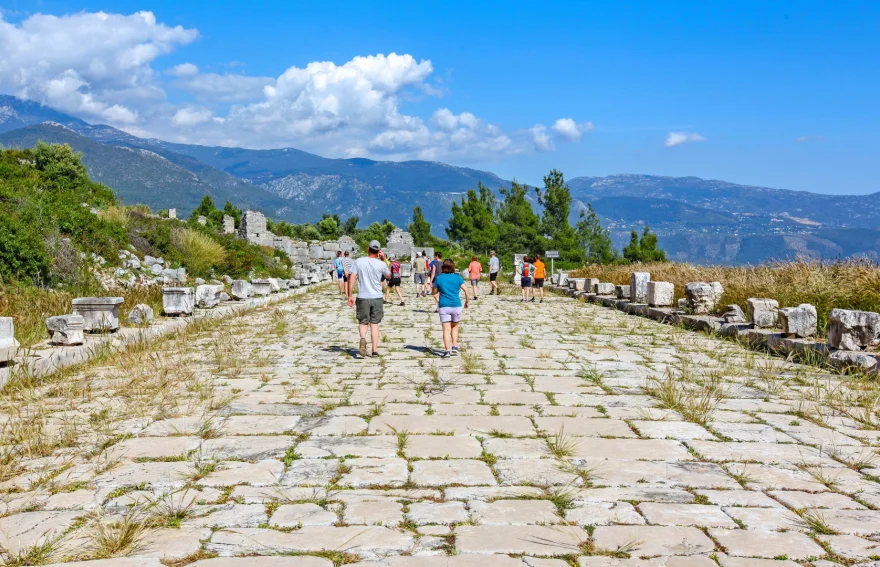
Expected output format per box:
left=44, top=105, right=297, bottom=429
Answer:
left=6, top=284, right=320, bottom=383
left=551, top=285, right=879, bottom=375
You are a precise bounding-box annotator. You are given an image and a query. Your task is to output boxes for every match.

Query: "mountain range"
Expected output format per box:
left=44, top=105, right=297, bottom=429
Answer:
left=1, top=94, right=878, bottom=264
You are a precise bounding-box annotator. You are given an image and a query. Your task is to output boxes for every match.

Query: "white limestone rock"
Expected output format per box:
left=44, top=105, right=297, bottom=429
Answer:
left=45, top=315, right=85, bottom=346
left=150, top=264, right=163, bottom=276
left=72, top=297, right=124, bottom=332
left=647, top=281, right=674, bottom=307
left=163, top=287, right=195, bottom=316
left=828, top=308, right=880, bottom=351
left=128, top=304, right=154, bottom=325
left=747, top=298, right=779, bottom=328
left=596, top=283, right=615, bottom=295
left=722, top=304, right=747, bottom=323
left=615, top=285, right=630, bottom=299
left=630, top=272, right=650, bottom=303
left=252, top=279, right=272, bottom=296
left=196, top=285, right=224, bottom=309
left=0, top=317, right=19, bottom=362
left=231, top=280, right=250, bottom=300
left=685, top=282, right=724, bottom=314
left=162, top=267, right=186, bottom=284
left=779, top=304, right=817, bottom=338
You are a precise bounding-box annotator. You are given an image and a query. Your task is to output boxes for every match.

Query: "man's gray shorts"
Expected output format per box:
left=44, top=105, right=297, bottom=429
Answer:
left=356, top=298, right=385, bottom=325
left=414, top=273, right=426, bottom=285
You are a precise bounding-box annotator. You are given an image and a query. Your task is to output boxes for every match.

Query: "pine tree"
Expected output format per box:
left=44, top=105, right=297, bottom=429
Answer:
left=408, top=206, right=432, bottom=246
left=576, top=203, right=617, bottom=264
left=622, top=229, right=642, bottom=263
left=536, top=169, right=582, bottom=264
left=638, top=225, right=667, bottom=262
left=446, top=182, right=498, bottom=252
left=496, top=181, right=543, bottom=258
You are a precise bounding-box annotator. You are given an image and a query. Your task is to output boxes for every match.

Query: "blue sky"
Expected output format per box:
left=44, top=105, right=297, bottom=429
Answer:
left=2, top=1, right=879, bottom=194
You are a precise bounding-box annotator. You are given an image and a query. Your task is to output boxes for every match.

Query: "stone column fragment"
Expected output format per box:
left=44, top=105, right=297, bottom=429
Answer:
left=163, top=287, right=195, bottom=316
left=647, top=281, right=674, bottom=307
left=46, top=315, right=85, bottom=345
left=828, top=309, right=880, bottom=351
left=72, top=297, right=124, bottom=332
left=747, top=298, right=780, bottom=328
left=779, top=304, right=817, bottom=338
left=630, top=272, right=650, bottom=303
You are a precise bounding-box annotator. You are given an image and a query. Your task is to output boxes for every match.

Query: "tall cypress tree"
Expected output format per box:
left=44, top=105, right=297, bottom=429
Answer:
left=536, top=169, right=581, bottom=264
left=408, top=206, right=432, bottom=246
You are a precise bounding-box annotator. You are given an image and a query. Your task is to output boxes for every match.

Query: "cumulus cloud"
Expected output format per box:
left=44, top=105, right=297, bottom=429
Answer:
left=551, top=118, right=594, bottom=142
left=0, top=10, right=197, bottom=123
left=167, top=62, right=199, bottom=77
left=529, top=124, right=554, bottom=152
left=172, top=107, right=213, bottom=127
left=664, top=131, right=705, bottom=148
left=0, top=9, right=593, bottom=161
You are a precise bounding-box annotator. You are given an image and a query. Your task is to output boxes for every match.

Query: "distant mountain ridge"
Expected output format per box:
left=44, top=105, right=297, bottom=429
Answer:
left=1, top=94, right=878, bottom=264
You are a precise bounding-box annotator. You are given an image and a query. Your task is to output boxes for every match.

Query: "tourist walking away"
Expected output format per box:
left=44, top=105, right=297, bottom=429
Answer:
left=347, top=240, right=391, bottom=358
left=334, top=251, right=345, bottom=294
left=385, top=257, right=406, bottom=306
left=428, top=252, right=443, bottom=312
left=518, top=256, right=534, bottom=302
left=468, top=255, right=482, bottom=300
left=341, top=251, right=353, bottom=284
left=532, top=253, right=546, bottom=303
left=421, top=251, right=433, bottom=296
left=412, top=253, right=427, bottom=297
left=432, top=259, right=470, bottom=357
left=488, top=250, right=500, bottom=295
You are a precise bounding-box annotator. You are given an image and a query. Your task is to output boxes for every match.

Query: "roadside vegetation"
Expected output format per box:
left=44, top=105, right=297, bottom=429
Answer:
left=569, top=259, right=880, bottom=334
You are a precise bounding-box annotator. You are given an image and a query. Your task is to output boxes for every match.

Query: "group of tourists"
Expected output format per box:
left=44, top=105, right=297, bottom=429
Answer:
left=340, top=244, right=538, bottom=359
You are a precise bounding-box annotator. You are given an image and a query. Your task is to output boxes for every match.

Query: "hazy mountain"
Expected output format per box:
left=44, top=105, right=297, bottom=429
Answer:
left=1, top=94, right=879, bottom=264
left=0, top=123, right=289, bottom=214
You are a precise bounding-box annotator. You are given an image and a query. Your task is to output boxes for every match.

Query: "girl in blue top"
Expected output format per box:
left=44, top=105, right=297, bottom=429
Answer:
left=432, top=259, right=471, bottom=358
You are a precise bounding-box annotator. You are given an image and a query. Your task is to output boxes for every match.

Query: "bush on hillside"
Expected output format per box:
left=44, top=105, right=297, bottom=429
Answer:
left=0, top=144, right=127, bottom=285
left=171, top=228, right=228, bottom=276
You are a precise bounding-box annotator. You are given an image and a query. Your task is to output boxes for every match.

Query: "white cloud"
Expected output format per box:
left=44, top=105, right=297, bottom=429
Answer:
left=172, top=106, right=213, bottom=127
left=0, top=10, right=197, bottom=123
left=664, top=131, right=705, bottom=148
left=167, top=62, right=199, bottom=77
left=551, top=118, right=594, bottom=142
left=529, top=124, right=554, bottom=152
left=796, top=135, right=824, bottom=143
left=0, top=9, right=593, bottom=162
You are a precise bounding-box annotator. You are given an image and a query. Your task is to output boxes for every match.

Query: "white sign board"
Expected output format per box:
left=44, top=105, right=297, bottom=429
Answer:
left=545, top=250, right=560, bottom=259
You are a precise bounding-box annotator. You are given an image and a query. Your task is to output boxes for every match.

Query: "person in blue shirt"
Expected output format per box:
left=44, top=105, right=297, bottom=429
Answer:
left=334, top=251, right=345, bottom=295
left=432, top=259, right=471, bottom=358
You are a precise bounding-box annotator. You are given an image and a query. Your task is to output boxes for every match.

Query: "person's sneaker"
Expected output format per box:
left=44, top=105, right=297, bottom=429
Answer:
left=540, top=298, right=544, bottom=303
left=399, top=302, right=405, bottom=306
left=371, top=352, right=380, bottom=358
left=473, top=296, right=478, bottom=301
left=530, top=297, right=536, bottom=302
left=434, top=308, right=439, bottom=313
left=359, top=338, right=367, bottom=358
left=441, top=350, right=452, bottom=358
left=451, top=345, right=460, bottom=355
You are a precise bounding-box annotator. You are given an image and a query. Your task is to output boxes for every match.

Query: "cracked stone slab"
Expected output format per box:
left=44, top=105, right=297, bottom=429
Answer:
left=411, top=459, right=497, bottom=486
left=207, top=526, right=413, bottom=559
left=592, top=526, right=715, bottom=556
left=455, top=524, right=589, bottom=555
left=709, top=529, right=825, bottom=559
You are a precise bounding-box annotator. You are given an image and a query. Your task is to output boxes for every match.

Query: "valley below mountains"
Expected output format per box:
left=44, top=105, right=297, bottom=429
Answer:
left=1, top=95, right=878, bottom=265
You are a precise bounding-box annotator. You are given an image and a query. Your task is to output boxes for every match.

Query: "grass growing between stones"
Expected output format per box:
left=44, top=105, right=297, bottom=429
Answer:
left=569, top=258, right=880, bottom=334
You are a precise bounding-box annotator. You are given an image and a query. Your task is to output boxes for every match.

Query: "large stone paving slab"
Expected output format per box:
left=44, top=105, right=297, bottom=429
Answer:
left=10, top=286, right=880, bottom=565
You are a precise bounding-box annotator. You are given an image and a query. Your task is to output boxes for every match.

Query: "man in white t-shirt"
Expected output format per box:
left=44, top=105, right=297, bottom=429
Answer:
left=347, top=240, right=391, bottom=358
left=488, top=250, right=501, bottom=295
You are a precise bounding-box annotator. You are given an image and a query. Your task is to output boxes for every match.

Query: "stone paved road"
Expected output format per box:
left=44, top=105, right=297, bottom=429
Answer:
left=2, top=284, right=880, bottom=567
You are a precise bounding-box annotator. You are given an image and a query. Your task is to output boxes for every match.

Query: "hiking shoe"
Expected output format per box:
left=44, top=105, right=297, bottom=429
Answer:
left=530, top=297, right=536, bottom=302
left=371, top=352, right=380, bottom=358
left=473, top=296, right=478, bottom=301
left=452, top=345, right=460, bottom=355
left=399, top=302, right=405, bottom=306
left=441, top=350, right=452, bottom=358
left=359, top=338, right=367, bottom=358
left=540, top=298, right=544, bottom=303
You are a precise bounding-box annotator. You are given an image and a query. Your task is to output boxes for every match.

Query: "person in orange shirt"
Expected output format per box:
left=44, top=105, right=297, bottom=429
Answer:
left=532, top=253, right=547, bottom=303
left=467, top=255, right=483, bottom=300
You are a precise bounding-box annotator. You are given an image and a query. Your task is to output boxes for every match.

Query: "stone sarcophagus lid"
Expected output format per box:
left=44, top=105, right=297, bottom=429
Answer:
left=46, top=314, right=85, bottom=345
left=196, top=284, right=225, bottom=309
left=231, top=280, right=251, bottom=300
left=251, top=279, right=272, bottom=296
left=72, top=297, right=124, bottom=332
left=163, top=287, right=195, bottom=316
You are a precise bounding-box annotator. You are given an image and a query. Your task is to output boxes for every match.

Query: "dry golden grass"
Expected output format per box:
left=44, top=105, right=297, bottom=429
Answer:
left=171, top=228, right=227, bottom=275
left=0, top=284, right=163, bottom=348
left=570, top=259, right=880, bottom=334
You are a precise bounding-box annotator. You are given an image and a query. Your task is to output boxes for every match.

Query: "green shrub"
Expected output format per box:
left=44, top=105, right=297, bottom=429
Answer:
left=171, top=228, right=227, bottom=276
